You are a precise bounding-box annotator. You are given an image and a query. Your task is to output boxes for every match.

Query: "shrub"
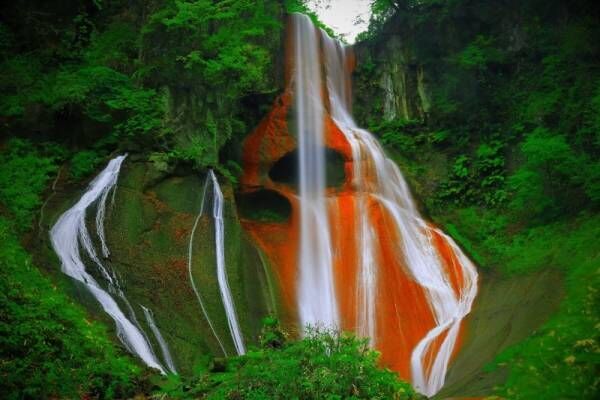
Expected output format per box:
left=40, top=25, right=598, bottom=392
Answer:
left=160, top=319, right=421, bottom=399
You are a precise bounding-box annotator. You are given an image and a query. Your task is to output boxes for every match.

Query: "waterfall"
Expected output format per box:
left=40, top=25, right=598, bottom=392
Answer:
left=320, top=28, right=479, bottom=396
left=188, top=175, right=229, bottom=356
left=293, top=13, right=339, bottom=330
left=141, top=305, right=177, bottom=374
left=50, top=155, right=166, bottom=374
left=209, top=170, right=246, bottom=355
left=188, top=170, right=246, bottom=356
left=322, top=33, right=378, bottom=343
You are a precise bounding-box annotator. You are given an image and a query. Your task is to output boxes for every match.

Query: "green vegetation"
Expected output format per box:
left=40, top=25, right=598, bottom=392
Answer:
left=0, top=139, right=65, bottom=230
left=159, top=318, right=421, bottom=400
left=0, top=216, right=145, bottom=399
left=142, top=0, right=283, bottom=167
left=485, top=214, right=599, bottom=399
left=70, top=149, right=104, bottom=179
left=0, top=136, right=145, bottom=398
left=0, top=0, right=285, bottom=175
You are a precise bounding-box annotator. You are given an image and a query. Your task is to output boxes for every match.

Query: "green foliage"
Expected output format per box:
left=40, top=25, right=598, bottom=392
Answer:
left=486, top=214, right=600, bottom=399
left=105, top=85, right=170, bottom=139
left=1, top=0, right=284, bottom=172
left=158, top=0, right=278, bottom=96
left=589, top=82, right=600, bottom=148
left=160, top=319, right=421, bottom=399
left=357, top=0, right=600, bottom=214
left=84, top=21, right=138, bottom=68
left=0, top=217, right=143, bottom=399
left=508, top=128, right=594, bottom=220
left=357, top=0, right=447, bottom=42
left=0, top=139, right=65, bottom=229
left=436, top=140, right=506, bottom=207
left=435, top=207, right=508, bottom=269
left=0, top=36, right=168, bottom=148
left=376, top=119, right=422, bottom=153
left=215, top=160, right=243, bottom=185
left=456, top=35, right=505, bottom=70
left=372, top=119, right=450, bottom=155
left=138, top=0, right=284, bottom=168
left=0, top=55, right=44, bottom=116
left=259, top=316, right=286, bottom=349
left=70, top=150, right=103, bottom=180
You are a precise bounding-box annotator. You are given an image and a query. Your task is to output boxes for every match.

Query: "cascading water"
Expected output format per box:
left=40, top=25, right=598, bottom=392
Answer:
left=188, top=175, right=229, bottom=356
left=50, top=155, right=167, bottom=374
left=240, top=14, right=479, bottom=397
left=209, top=171, right=246, bottom=355
left=322, top=27, right=478, bottom=397
left=188, top=170, right=246, bottom=356
left=141, top=305, right=177, bottom=374
left=294, top=13, right=339, bottom=330
left=322, top=33, right=378, bottom=343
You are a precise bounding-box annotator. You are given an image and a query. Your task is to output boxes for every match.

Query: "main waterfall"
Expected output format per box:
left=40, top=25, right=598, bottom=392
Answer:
left=294, top=16, right=339, bottom=330
left=240, top=14, right=479, bottom=396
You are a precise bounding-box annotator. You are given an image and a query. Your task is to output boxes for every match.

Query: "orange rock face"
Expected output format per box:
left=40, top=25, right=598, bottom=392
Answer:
left=239, top=94, right=470, bottom=383
left=238, top=16, right=474, bottom=390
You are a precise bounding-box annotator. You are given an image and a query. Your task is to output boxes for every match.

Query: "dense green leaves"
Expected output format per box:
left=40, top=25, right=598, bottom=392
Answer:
left=139, top=0, right=283, bottom=168
left=507, top=128, right=598, bottom=221
left=0, top=0, right=288, bottom=173
left=455, top=35, right=505, bottom=70
left=161, top=319, right=421, bottom=400
left=0, top=139, right=64, bottom=229
left=157, top=0, right=279, bottom=96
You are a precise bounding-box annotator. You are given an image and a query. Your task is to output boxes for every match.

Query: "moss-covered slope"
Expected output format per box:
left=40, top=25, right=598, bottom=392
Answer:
left=40, top=159, right=274, bottom=374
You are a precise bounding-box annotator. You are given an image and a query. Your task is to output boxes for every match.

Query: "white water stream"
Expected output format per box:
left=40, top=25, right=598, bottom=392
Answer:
left=188, top=170, right=246, bottom=356
left=141, top=305, right=177, bottom=374
left=208, top=171, right=246, bottom=355
left=294, top=13, right=340, bottom=330
left=50, top=155, right=167, bottom=373
left=284, top=14, right=480, bottom=396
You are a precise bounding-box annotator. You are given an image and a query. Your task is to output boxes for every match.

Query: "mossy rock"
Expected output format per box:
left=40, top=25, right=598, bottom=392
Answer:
left=42, top=159, right=275, bottom=374
left=435, top=269, right=563, bottom=398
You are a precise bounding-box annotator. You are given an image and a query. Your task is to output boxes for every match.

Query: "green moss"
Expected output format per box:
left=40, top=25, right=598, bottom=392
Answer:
left=438, top=269, right=563, bottom=398
left=92, top=163, right=274, bottom=373
left=153, top=175, right=205, bottom=215
left=107, top=167, right=212, bottom=372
